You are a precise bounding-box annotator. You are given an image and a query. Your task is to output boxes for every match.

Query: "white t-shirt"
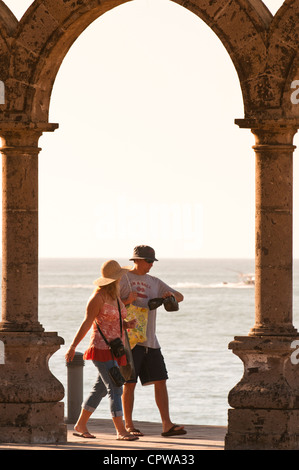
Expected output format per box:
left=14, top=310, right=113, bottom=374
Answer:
left=120, top=272, right=179, bottom=349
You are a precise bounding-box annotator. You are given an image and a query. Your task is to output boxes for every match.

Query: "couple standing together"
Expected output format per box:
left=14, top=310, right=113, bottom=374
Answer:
left=65, top=245, right=186, bottom=441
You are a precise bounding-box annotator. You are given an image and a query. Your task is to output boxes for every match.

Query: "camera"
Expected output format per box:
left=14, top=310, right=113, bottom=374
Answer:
left=163, top=295, right=179, bottom=312
left=148, top=295, right=179, bottom=312
left=109, top=337, right=125, bottom=358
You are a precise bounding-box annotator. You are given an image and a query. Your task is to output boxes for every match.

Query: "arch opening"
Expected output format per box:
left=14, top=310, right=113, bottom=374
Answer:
left=37, top=1, right=254, bottom=427
left=42, top=0, right=253, bottom=259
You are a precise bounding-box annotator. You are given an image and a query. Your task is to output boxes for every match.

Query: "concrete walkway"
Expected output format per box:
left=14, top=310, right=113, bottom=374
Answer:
left=0, top=419, right=226, bottom=451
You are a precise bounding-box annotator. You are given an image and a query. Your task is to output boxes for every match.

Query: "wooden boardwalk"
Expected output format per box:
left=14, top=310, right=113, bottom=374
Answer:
left=0, top=419, right=226, bottom=451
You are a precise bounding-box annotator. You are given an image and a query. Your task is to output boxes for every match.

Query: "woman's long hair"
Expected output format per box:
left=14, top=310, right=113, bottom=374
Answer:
left=96, top=279, right=120, bottom=300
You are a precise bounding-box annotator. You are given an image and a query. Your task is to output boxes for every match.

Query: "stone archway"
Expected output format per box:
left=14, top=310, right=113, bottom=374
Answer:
left=1, top=0, right=274, bottom=122
left=1, top=0, right=299, bottom=448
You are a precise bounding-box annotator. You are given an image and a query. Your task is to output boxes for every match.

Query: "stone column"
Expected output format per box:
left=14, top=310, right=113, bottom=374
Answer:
left=0, top=123, right=67, bottom=443
left=248, top=119, right=297, bottom=336
left=0, top=124, right=49, bottom=332
left=225, top=119, right=299, bottom=450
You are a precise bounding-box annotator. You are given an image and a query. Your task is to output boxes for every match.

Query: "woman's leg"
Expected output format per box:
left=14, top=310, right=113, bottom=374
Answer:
left=74, top=409, right=95, bottom=438
left=96, top=360, right=139, bottom=440
left=74, top=360, right=108, bottom=437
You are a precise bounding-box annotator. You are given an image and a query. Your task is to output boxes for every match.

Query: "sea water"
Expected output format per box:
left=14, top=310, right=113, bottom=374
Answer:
left=38, top=258, right=299, bottom=427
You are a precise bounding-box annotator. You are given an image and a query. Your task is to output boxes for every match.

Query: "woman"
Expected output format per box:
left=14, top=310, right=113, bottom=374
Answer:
left=65, top=260, right=138, bottom=441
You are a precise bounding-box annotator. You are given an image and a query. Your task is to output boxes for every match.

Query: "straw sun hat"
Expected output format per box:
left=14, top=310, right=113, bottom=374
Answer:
left=93, top=260, right=131, bottom=287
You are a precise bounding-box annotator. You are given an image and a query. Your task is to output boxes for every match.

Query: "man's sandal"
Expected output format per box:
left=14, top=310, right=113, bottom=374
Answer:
left=161, top=425, right=187, bottom=437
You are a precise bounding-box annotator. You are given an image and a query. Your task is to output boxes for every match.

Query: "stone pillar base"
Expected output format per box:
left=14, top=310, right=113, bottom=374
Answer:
left=226, top=335, right=299, bottom=450
left=225, top=409, right=299, bottom=450
left=0, top=402, right=66, bottom=444
left=0, top=331, right=67, bottom=443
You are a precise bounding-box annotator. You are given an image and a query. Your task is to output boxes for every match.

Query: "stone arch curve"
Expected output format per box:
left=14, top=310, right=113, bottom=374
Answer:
left=0, top=2, right=17, bottom=92
left=173, top=0, right=273, bottom=117
left=2, top=0, right=299, bottom=449
left=0, top=1, right=18, bottom=41
left=2, top=0, right=275, bottom=123
left=2, top=0, right=299, bottom=122
left=269, top=0, right=299, bottom=117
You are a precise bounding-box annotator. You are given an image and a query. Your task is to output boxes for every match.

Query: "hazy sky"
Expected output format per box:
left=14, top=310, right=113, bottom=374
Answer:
left=3, top=0, right=296, bottom=260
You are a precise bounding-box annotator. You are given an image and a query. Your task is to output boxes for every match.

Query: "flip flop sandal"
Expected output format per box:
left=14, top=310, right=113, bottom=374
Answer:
left=116, top=434, right=139, bottom=441
left=73, top=432, right=96, bottom=439
left=161, top=425, right=187, bottom=437
left=126, top=428, right=144, bottom=436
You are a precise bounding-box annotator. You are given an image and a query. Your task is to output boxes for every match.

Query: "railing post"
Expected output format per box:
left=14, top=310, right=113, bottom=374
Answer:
left=66, top=351, right=85, bottom=424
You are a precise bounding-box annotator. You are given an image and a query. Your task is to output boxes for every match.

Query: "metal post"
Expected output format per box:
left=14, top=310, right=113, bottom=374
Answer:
left=66, top=351, right=85, bottom=424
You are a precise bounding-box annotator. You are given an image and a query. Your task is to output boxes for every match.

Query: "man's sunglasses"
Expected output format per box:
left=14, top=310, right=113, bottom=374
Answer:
left=145, top=259, right=154, bottom=264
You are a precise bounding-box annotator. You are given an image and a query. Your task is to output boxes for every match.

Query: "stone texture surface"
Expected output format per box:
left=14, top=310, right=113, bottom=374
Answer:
left=1, top=0, right=299, bottom=449
left=0, top=0, right=296, bottom=122
left=225, top=409, right=299, bottom=450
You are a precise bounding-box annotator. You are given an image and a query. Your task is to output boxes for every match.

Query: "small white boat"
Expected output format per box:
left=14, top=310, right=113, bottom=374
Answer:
left=239, top=273, right=255, bottom=285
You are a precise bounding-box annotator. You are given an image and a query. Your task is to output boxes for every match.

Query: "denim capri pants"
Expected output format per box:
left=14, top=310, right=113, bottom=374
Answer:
left=82, top=359, right=123, bottom=417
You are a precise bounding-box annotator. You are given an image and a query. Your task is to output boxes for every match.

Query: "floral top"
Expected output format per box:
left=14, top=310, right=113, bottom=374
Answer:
left=84, top=298, right=127, bottom=365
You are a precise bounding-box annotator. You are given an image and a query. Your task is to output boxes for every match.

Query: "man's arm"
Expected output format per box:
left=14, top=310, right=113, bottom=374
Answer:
left=163, top=290, right=184, bottom=303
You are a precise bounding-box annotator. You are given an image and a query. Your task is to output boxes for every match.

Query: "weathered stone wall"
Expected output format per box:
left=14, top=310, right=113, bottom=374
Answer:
left=1, top=0, right=299, bottom=448
left=1, top=0, right=299, bottom=121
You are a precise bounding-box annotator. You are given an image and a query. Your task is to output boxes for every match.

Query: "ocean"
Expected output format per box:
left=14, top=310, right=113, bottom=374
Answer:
left=38, top=258, right=299, bottom=427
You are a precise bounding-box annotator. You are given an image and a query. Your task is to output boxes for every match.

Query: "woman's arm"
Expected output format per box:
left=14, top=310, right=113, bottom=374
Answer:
left=65, top=291, right=103, bottom=362
left=121, top=291, right=138, bottom=305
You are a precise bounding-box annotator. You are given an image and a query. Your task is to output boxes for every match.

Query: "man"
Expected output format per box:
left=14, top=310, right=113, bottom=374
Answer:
left=120, top=245, right=186, bottom=437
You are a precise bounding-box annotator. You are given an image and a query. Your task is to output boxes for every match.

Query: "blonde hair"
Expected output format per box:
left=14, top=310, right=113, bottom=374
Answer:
left=95, top=279, right=120, bottom=300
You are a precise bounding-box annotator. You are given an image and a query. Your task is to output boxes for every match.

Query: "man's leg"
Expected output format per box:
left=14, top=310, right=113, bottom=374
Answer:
left=154, top=380, right=185, bottom=434
left=122, top=382, right=137, bottom=432
left=122, top=345, right=145, bottom=436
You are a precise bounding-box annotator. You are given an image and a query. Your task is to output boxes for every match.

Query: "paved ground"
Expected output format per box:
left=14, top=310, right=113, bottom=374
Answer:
left=0, top=419, right=226, bottom=451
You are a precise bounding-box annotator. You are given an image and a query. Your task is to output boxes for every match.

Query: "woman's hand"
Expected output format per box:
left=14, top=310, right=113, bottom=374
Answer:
left=124, top=291, right=138, bottom=305
left=124, top=318, right=137, bottom=329
left=65, top=346, right=76, bottom=362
